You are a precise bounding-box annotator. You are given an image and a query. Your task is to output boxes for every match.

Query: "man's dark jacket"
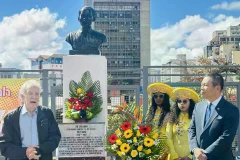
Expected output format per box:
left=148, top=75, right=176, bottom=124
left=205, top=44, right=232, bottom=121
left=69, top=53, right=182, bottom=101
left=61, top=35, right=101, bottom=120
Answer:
left=188, top=98, right=239, bottom=160
left=0, top=106, right=61, bottom=160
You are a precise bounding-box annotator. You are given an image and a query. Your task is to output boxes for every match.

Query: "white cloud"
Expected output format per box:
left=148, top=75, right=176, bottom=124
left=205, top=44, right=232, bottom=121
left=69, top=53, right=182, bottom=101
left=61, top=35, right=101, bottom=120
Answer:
left=0, top=8, right=66, bottom=69
left=211, top=1, right=240, bottom=10
left=207, top=13, right=215, bottom=19
left=151, top=14, right=240, bottom=65
left=213, top=14, right=227, bottom=22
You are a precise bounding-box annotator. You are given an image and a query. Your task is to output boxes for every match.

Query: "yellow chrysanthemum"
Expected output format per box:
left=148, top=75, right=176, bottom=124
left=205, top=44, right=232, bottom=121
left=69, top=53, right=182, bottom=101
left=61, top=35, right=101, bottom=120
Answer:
left=144, top=137, right=154, bottom=147
left=120, top=143, right=131, bottom=153
left=137, top=145, right=143, bottom=151
left=116, top=139, right=122, bottom=145
left=136, top=130, right=141, bottom=137
left=133, top=137, right=137, bottom=143
left=117, top=151, right=122, bottom=157
left=131, top=150, right=138, bottom=158
left=124, top=129, right=133, bottom=139
left=115, top=129, right=122, bottom=136
left=77, top=88, right=85, bottom=94
left=144, top=149, right=151, bottom=155
left=152, top=133, right=158, bottom=139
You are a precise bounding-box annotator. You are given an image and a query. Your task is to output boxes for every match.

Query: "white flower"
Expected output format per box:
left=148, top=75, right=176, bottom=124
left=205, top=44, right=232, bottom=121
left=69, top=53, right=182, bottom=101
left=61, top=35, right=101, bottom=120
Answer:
left=127, top=156, right=132, bottom=160
left=127, top=140, right=133, bottom=143
left=133, top=126, right=139, bottom=130
left=122, top=152, right=125, bottom=155
left=154, top=139, right=160, bottom=145
left=139, top=152, right=145, bottom=157
left=133, top=142, right=139, bottom=146
left=111, top=144, right=118, bottom=150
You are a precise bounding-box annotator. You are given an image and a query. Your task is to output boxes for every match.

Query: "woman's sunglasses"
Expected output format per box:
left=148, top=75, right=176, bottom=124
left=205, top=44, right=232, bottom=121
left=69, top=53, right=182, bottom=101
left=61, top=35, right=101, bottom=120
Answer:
left=153, top=94, right=164, bottom=99
left=177, top=99, right=188, bottom=104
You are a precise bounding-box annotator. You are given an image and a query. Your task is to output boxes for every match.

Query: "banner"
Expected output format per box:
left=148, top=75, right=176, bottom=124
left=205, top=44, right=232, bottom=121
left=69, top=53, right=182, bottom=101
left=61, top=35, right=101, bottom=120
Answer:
left=0, top=79, right=39, bottom=124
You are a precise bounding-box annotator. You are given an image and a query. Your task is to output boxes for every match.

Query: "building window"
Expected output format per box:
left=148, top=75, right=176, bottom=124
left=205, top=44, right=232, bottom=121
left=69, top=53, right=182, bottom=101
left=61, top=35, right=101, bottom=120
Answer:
left=235, top=38, right=240, bottom=41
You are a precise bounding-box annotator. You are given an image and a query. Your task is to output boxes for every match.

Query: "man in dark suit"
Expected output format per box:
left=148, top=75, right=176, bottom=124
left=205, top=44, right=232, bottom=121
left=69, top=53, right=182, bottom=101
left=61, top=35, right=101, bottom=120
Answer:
left=188, top=73, right=239, bottom=160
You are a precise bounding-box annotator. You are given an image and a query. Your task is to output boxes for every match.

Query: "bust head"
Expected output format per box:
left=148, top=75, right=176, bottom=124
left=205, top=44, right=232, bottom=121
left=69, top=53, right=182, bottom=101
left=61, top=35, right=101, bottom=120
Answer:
left=78, top=6, right=96, bottom=28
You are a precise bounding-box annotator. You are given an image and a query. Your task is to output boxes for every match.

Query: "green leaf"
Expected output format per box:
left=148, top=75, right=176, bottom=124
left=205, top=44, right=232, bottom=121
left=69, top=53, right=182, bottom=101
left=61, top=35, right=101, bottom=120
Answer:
left=69, top=80, right=78, bottom=96
left=78, top=71, right=93, bottom=91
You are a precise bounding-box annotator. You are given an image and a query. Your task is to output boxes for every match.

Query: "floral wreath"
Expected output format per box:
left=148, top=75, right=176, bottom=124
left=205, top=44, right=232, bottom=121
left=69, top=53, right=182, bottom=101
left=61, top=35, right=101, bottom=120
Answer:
left=64, top=71, right=103, bottom=121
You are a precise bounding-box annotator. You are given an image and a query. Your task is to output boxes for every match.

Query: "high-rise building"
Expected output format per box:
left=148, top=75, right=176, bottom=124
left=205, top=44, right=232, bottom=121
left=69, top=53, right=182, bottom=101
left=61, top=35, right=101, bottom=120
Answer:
left=84, top=0, right=150, bottom=85
left=160, top=54, right=196, bottom=82
left=232, top=51, right=240, bottom=65
left=219, top=43, right=239, bottom=63
left=204, top=24, right=240, bottom=60
left=149, top=68, right=161, bottom=83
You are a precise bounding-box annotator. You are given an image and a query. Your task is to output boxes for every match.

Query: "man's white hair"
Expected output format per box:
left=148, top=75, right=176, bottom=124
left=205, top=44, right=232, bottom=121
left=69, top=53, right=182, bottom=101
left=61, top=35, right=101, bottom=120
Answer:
left=19, top=79, right=41, bottom=95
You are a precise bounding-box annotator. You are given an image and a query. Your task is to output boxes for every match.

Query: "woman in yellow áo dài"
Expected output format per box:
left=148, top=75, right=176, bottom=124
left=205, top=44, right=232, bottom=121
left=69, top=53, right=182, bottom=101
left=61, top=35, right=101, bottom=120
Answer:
left=146, top=82, right=173, bottom=160
left=166, top=88, right=200, bottom=160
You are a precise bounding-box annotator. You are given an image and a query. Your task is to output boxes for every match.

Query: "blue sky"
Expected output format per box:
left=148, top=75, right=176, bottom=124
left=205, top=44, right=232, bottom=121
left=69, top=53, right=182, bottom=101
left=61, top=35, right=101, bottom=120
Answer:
left=2, top=0, right=239, bottom=31
left=0, top=0, right=240, bottom=68
left=151, top=0, right=240, bottom=28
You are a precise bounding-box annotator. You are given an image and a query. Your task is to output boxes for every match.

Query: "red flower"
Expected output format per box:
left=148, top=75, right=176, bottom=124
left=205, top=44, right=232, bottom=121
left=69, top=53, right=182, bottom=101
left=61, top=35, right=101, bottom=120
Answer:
left=69, top=105, right=74, bottom=109
left=121, top=122, right=131, bottom=131
left=83, top=98, right=90, bottom=104
left=68, top=98, right=74, bottom=103
left=74, top=98, right=79, bottom=103
left=108, top=134, right=118, bottom=144
left=75, top=104, right=81, bottom=111
left=139, top=126, right=151, bottom=134
left=87, top=92, right=94, bottom=98
left=88, top=101, right=93, bottom=107
left=82, top=105, right=88, bottom=110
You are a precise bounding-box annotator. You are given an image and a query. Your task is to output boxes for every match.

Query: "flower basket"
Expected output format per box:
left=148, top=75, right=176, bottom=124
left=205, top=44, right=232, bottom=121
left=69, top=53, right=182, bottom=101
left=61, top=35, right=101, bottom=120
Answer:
left=64, top=71, right=103, bottom=122
left=104, top=102, right=168, bottom=160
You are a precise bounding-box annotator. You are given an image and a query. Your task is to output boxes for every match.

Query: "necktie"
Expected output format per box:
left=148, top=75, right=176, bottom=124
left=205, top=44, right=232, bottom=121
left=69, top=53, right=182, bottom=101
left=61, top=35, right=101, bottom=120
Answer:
left=204, top=103, right=212, bottom=126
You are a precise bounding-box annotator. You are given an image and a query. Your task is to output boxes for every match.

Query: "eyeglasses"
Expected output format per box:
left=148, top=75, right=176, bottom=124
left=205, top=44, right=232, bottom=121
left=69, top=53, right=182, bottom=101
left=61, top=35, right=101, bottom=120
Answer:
left=153, top=94, right=164, bottom=99
left=177, top=99, right=188, bottom=104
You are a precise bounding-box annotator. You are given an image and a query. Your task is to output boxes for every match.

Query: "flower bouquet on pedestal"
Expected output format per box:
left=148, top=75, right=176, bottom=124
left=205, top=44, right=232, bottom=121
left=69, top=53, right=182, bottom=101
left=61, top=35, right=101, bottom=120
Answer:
left=64, top=71, right=103, bottom=122
left=104, top=102, right=168, bottom=160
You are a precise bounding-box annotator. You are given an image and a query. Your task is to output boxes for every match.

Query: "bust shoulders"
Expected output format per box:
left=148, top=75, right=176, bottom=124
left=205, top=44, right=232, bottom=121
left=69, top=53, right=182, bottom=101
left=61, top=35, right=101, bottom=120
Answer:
left=66, top=29, right=107, bottom=41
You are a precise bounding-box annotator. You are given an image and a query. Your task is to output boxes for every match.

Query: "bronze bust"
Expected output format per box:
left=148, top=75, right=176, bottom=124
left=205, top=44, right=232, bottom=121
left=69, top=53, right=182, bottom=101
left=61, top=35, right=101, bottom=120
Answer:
left=66, top=6, right=107, bottom=55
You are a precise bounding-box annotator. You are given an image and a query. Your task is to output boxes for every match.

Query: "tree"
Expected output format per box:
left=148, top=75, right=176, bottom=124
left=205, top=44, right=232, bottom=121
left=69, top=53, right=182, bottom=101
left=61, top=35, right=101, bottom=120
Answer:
left=181, top=56, right=240, bottom=82
left=181, top=56, right=240, bottom=105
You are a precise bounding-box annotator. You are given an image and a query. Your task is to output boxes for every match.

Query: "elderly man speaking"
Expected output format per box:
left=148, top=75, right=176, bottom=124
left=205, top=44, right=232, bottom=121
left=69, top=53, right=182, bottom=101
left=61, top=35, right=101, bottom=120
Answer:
left=0, top=80, right=61, bottom=160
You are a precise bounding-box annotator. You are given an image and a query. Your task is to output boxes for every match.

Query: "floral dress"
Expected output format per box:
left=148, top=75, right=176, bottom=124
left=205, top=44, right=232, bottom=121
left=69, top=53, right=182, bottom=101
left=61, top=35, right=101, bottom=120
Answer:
left=166, top=113, right=192, bottom=160
left=147, top=106, right=170, bottom=160
left=152, top=107, right=169, bottom=134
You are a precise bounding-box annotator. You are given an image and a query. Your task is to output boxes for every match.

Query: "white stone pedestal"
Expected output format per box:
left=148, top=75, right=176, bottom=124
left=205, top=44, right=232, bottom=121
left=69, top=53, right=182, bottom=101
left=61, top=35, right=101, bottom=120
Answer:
left=60, top=55, right=107, bottom=159
left=63, top=55, right=107, bottom=123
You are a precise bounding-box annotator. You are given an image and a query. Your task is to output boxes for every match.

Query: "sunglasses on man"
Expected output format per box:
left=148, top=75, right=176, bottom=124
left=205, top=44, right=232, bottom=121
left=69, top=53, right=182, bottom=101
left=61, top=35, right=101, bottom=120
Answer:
left=177, top=99, right=189, bottom=104
left=153, top=94, right=164, bottom=99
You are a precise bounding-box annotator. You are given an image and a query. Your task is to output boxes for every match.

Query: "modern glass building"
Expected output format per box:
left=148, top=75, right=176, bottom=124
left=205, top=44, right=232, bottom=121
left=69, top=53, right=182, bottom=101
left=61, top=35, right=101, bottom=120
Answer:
left=84, top=0, right=150, bottom=85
